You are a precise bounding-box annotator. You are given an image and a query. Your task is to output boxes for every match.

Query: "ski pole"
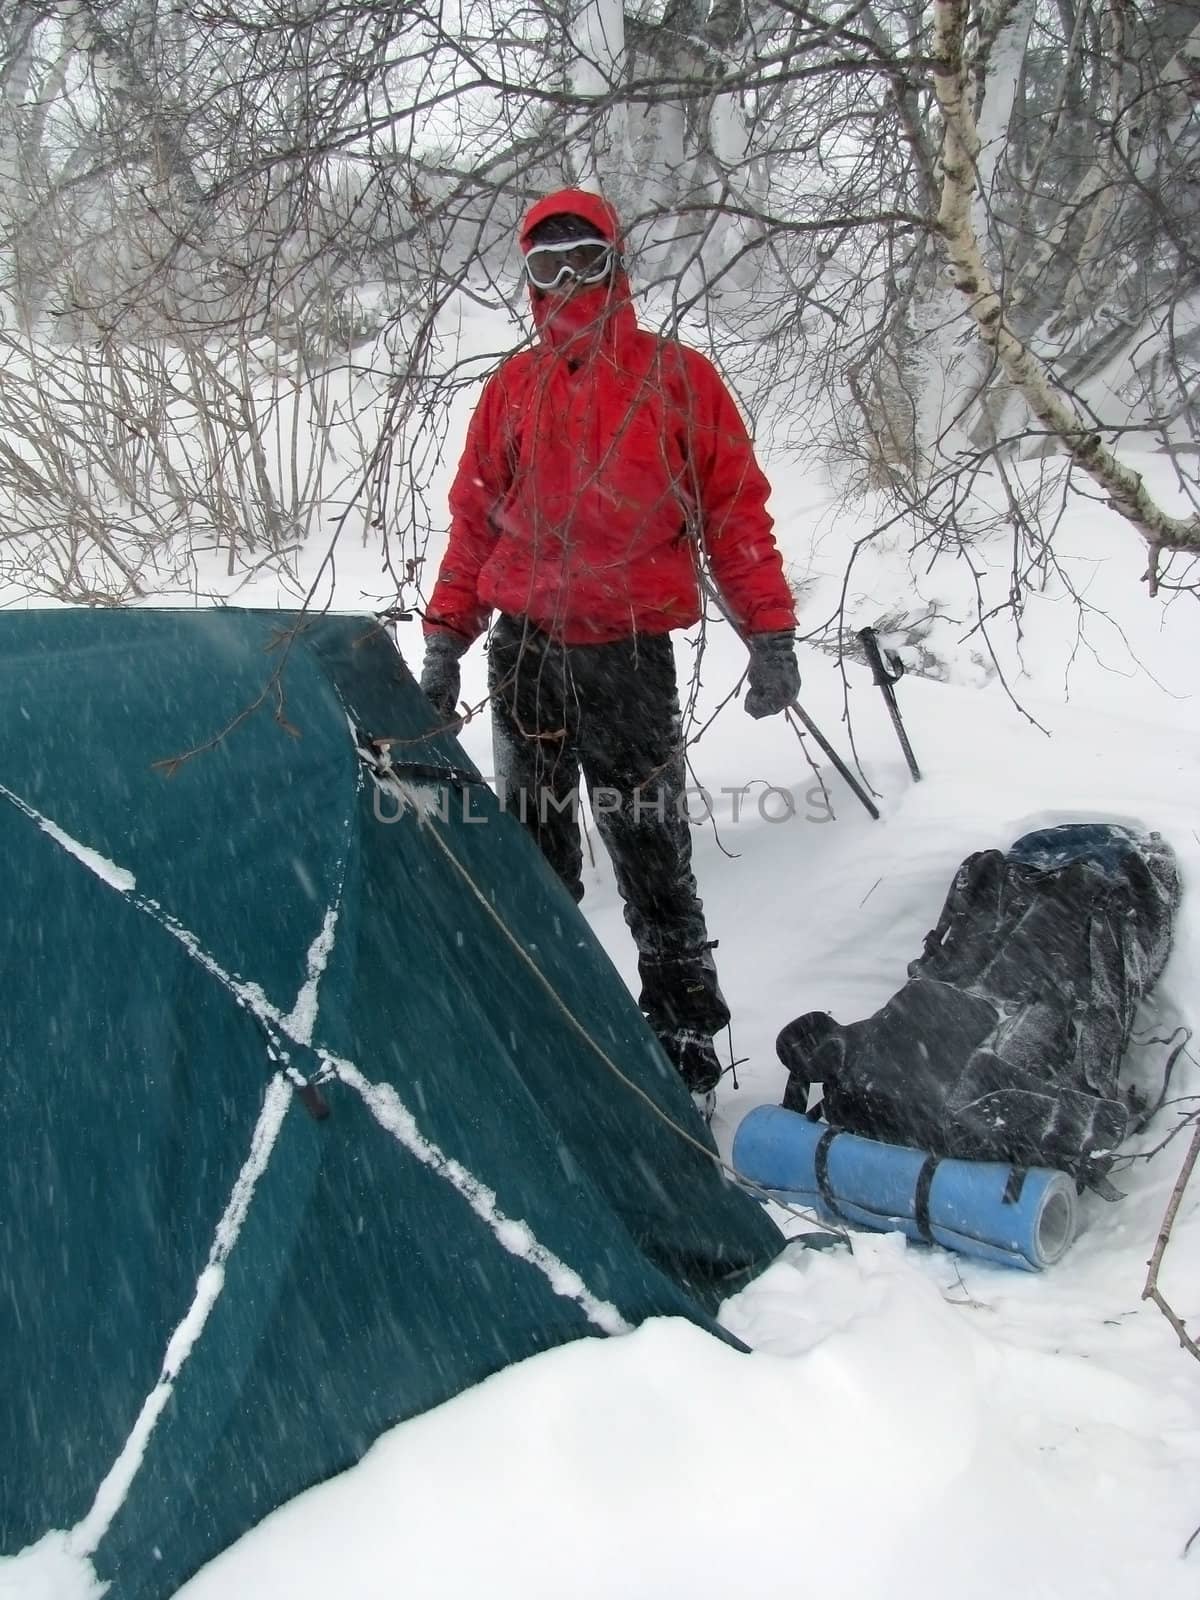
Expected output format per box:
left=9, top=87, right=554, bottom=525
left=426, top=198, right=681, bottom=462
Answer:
left=857, top=626, right=921, bottom=782
left=782, top=700, right=880, bottom=821
left=700, top=577, right=880, bottom=822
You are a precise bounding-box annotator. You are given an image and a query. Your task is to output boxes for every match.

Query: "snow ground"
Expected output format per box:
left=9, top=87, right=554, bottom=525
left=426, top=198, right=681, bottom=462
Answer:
left=4, top=299, right=1200, bottom=1598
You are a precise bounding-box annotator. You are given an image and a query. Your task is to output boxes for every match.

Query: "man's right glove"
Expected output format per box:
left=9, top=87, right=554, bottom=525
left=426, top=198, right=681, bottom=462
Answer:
left=744, top=630, right=800, bottom=718
left=419, top=631, right=469, bottom=722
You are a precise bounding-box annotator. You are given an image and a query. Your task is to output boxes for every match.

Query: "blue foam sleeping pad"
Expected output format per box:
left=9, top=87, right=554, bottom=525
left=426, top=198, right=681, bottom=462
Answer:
left=733, top=1105, right=1079, bottom=1271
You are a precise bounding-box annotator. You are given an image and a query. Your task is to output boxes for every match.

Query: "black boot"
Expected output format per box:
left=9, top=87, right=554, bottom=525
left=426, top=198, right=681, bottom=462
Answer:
left=656, top=1028, right=723, bottom=1095
left=638, top=946, right=729, bottom=1031
left=638, top=947, right=730, bottom=1096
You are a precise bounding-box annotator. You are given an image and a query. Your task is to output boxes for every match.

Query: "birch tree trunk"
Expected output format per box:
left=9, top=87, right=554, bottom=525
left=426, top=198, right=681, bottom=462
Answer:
left=566, top=0, right=629, bottom=194
left=932, top=0, right=1200, bottom=576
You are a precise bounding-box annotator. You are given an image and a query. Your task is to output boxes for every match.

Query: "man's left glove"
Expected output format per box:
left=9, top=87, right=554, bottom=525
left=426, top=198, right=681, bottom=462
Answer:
left=744, top=630, right=800, bottom=719
left=419, top=631, right=469, bottom=722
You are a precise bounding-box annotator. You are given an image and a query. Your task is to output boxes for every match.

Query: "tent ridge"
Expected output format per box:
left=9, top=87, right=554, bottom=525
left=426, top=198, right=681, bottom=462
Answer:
left=68, top=1074, right=293, bottom=1566
left=0, top=779, right=137, bottom=893
left=331, top=1060, right=634, bottom=1338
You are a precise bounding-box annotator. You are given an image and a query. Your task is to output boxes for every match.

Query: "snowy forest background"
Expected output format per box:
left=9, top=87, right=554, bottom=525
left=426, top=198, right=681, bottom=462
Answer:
left=0, top=0, right=1198, bottom=625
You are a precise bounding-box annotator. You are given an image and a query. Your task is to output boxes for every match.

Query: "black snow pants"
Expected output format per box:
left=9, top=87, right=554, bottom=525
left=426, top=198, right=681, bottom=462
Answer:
left=488, top=614, right=730, bottom=1041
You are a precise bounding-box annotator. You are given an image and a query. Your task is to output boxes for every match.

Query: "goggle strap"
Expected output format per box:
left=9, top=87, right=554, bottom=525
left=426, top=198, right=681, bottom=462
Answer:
left=524, top=236, right=611, bottom=256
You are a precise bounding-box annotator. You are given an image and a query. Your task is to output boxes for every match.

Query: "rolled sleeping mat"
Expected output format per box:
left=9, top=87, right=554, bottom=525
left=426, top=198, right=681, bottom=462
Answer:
left=732, top=1104, right=1079, bottom=1271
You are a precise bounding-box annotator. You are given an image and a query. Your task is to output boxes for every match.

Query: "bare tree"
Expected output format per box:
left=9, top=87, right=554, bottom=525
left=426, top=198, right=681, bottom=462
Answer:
left=0, top=0, right=1196, bottom=612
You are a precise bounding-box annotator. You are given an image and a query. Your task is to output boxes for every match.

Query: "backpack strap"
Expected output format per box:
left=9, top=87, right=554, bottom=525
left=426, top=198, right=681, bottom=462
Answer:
left=813, top=1127, right=845, bottom=1222
left=815, top=1126, right=939, bottom=1244
left=913, top=849, right=1006, bottom=971
left=1128, top=1025, right=1192, bottom=1134
left=912, top=1154, right=939, bottom=1244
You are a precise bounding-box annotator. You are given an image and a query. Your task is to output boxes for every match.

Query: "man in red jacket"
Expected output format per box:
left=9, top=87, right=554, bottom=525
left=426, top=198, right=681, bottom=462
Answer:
left=420, top=188, right=799, bottom=1102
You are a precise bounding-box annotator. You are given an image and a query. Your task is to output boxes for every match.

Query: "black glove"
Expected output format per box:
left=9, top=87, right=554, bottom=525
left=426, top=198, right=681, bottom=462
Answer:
left=744, top=630, right=800, bottom=719
left=419, top=632, right=468, bottom=722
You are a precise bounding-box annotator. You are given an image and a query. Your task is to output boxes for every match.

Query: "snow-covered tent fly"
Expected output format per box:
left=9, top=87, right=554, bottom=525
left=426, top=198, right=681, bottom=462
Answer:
left=0, top=608, right=782, bottom=1599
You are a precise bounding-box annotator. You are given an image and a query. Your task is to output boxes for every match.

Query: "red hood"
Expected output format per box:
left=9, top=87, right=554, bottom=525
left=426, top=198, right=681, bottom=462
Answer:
left=518, top=188, right=634, bottom=356
left=519, top=188, right=624, bottom=251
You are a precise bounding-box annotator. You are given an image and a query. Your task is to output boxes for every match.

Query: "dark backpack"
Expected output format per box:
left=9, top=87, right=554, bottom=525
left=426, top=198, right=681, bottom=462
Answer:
left=777, top=824, right=1181, bottom=1187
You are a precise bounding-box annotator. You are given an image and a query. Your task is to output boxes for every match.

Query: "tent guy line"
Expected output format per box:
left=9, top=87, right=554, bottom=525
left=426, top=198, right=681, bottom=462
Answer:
left=384, top=763, right=841, bottom=1244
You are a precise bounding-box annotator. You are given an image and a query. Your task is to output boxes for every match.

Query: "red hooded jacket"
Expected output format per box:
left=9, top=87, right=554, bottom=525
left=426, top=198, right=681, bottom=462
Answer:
left=424, top=189, right=795, bottom=646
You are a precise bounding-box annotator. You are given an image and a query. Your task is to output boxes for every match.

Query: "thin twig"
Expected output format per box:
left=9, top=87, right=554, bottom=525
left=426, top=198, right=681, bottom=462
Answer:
left=1142, top=1119, right=1200, bottom=1362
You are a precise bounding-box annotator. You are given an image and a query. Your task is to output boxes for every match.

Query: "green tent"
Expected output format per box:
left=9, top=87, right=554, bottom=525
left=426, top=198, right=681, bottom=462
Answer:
left=0, top=609, right=782, bottom=1599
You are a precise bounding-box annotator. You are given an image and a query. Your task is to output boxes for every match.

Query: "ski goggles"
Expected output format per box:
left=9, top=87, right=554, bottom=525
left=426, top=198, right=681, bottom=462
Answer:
left=522, top=237, right=615, bottom=291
